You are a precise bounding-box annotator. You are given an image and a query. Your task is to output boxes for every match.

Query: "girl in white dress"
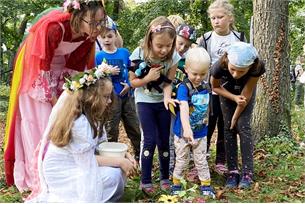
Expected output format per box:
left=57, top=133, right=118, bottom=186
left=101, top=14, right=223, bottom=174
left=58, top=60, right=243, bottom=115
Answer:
left=27, top=66, right=137, bottom=202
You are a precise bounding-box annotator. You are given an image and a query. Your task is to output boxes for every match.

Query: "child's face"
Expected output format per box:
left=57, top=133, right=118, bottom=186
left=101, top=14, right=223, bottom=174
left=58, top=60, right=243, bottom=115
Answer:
left=185, top=62, right=208, bottom=87
left=151, top=32, right=174, bottom=60
left=209, top=8, right=232, bottom=35
left=228, top=63, right=250, bottom=79
left=176, top=35, right=192, bottom=57
left=100, top=30, right=117, bottom=49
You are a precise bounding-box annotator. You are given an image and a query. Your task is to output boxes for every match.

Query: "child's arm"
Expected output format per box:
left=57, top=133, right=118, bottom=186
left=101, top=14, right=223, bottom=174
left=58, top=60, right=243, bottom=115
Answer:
left=180, top=101, right=195, bottom=144
left=230, top=76, right=259, bottom=129
left=210, top=76, right=245, bottom=103
left=129, top=65, right=163, bottom=88
left=163, top=64, right=178, bottom=109
left=96, top=155, right=136, bottom=177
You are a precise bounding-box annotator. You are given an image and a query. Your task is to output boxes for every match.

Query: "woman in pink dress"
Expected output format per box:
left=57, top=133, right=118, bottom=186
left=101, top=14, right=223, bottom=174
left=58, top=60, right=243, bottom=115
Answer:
left=4, top=0, right=106, bottom=191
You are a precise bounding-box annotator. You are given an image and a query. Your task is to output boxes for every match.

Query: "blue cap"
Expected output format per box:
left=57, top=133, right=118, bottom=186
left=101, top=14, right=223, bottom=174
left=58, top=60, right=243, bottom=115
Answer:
left=227, top=42, right=258, bottom=68
left=106, top=16, right=117, bottom=31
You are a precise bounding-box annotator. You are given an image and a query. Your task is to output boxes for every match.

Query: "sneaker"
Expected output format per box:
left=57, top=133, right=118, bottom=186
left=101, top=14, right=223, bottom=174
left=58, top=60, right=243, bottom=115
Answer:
left=225, top=173, right=240, bottom=188
left=200, top=185, right=216, bottom=199
left=171, top=184, right=182, bottom=195
left=215, top=163, right=228, bottom=175
left=140, top=183, right=156, bottom=196
left=238, top=173, right=253, bottom=189
left=160, top=179, right=171, bottom=191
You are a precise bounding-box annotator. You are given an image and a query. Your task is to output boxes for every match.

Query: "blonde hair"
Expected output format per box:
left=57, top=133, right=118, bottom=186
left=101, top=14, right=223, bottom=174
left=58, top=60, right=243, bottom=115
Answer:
left=142, top=16, right=176, bottom=62
left=69, top=1, right=106, bottom=36
left=167, top=15, right=185, bottom=28
left=185, top=47, right=211, bottom=72
left=49, top=78, right=113, bottom=147
left=208, top=0, right=236, bottom=30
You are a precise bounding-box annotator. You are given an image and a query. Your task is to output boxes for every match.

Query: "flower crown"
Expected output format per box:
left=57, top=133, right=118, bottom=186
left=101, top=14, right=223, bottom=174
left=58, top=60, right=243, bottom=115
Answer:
left=151, top=25, right=175, bottom=33
left=63, top=0, right=100, bottom=11
left=63, top=59, right=111, bottom=92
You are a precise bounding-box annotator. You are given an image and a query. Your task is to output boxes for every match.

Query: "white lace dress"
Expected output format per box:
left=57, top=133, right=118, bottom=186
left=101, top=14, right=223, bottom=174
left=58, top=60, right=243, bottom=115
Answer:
left=27, top=91, right=126, bottom=203
left=39, top=114, right=125, bottom=202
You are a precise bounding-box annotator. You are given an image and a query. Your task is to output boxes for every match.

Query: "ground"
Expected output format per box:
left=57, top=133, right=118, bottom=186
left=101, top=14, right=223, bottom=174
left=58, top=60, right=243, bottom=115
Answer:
left=0, top=85, right=305, bottom=202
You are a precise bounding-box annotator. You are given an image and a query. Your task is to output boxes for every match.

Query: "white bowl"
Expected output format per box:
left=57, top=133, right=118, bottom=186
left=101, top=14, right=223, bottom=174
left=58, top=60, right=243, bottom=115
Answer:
left=97, top=142, right=128, bottom=158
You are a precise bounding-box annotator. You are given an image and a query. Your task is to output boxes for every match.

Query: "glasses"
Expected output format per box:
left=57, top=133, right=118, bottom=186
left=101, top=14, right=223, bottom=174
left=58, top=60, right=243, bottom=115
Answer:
left=82, top=18, right=106, bottom=27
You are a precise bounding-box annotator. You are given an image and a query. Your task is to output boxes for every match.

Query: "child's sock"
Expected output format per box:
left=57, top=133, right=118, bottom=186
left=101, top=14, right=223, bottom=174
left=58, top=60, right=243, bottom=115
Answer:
left=173, top=177, right=181, bottom=185
left=201, top=179, right=211, bottom=186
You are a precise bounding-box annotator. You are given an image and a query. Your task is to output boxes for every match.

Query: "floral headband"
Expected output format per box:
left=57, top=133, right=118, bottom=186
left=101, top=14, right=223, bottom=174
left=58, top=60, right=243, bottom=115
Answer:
left=63, top=0, right=101, bottom=11
left=151, top=25, right=175, bottom=33
left=63, top=59, right=111, bottom=92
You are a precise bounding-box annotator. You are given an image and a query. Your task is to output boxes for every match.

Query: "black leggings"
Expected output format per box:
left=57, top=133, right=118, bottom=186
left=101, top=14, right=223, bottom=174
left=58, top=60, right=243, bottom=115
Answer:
left=219, top=94, right=255, bottom=175
left=137, top=102, right=170, bottom=184
left=207, top=94, right=225, bottom=164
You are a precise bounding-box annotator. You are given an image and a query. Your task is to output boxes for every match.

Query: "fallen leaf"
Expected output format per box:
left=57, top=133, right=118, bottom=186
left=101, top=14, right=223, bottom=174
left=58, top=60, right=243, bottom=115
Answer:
left=216, top=189, right=225, bottom=200
left=254, top=182, right=260, bottom=192
left=257, top=170, right=267, bottom=178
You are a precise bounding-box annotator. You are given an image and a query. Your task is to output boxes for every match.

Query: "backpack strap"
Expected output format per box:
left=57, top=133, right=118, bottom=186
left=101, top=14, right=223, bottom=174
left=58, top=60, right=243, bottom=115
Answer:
left=198, top=31, right=212, bottom=51
left=182, top=78, right=211, bottom=98
left=96, top=39, right=102, bottom=51
left=232, top=30, right=246, bottom=42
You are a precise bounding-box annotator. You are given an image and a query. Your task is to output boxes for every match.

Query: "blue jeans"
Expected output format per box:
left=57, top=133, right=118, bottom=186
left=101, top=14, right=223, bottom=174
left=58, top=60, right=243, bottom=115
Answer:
left=137, top=102, right=171, bottom=184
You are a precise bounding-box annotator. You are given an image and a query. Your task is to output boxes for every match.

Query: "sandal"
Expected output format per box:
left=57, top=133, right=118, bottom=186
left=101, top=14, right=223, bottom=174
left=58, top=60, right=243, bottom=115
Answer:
left=160, top=179, right=171, bottom=191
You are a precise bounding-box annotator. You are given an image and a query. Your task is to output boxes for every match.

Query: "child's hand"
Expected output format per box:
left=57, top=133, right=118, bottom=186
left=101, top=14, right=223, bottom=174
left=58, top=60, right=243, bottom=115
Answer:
left=119, top=157, right=136, bottom=177
left=119, top=82, right=130, bottom=96
left=145, top=66, right=162, bottom=82
left=164, top=97, right=180, bottom=110
left=125, top=152, right=138, bottom=170
left=110, top=66, right=120, bottom=75
left=183, top=128, right=194, bottom=144
left=234, top=95, right=247, bottom=106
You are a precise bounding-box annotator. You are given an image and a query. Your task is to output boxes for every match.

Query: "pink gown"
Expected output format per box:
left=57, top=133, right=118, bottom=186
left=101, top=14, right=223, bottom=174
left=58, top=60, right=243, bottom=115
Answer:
left=14, top=23, right=84, bottom=191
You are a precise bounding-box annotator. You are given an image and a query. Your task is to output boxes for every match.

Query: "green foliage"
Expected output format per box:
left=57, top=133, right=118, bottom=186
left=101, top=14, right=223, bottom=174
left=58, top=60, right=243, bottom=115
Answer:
left=116, top=0, right=253, bottom=52
left=0, top=84, right=9, bottom=121
left=289, top=0, right=305, bottom=62
left=0, top=0, right=61, bottom=82
left=256, top=134, right=300, bottom=159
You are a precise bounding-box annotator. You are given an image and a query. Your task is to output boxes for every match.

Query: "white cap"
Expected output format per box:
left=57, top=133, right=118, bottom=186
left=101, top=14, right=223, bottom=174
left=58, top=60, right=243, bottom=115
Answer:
left=227, top=42, right=258, bottom=68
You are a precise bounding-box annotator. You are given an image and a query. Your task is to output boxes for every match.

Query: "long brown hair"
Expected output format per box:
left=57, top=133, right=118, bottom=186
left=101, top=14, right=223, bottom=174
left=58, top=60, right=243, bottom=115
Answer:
left=142, top=16, right=176, bottom=63
left=49, top=77, right=113, bottom=147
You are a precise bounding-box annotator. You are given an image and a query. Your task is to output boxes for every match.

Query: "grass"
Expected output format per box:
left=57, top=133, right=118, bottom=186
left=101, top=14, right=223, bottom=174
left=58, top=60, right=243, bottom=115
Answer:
left=0, top=84, right=305, bottom=202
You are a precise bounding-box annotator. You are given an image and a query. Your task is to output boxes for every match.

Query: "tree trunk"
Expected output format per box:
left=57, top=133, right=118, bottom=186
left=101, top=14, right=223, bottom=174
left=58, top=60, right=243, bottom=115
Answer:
left=252, top=0, right=290, bottom=142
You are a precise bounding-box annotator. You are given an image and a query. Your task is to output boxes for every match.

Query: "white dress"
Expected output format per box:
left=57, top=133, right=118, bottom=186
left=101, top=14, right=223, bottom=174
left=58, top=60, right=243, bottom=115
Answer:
left=27, top=92, right=125, bottom=203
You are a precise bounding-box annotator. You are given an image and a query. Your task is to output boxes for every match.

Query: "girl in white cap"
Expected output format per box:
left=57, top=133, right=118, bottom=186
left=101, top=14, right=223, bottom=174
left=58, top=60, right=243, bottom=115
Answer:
left=210, top=42, right=265, bottom=189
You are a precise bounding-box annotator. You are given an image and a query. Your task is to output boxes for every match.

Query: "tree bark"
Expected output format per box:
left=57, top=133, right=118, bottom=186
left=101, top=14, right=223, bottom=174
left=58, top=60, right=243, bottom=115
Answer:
left=252, top=0, right=290, bottom=142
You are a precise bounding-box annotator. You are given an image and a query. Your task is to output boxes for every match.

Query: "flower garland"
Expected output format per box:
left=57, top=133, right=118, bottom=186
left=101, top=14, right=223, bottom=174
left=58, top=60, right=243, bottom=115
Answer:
left=63, top=59, right=112, bottom=92
left=63, top=0, right=100, bottom=11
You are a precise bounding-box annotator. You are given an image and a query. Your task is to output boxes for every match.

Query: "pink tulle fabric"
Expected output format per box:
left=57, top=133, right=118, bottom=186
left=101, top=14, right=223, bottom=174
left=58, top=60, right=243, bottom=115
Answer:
left=20, top=10, right=71, bottom=93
